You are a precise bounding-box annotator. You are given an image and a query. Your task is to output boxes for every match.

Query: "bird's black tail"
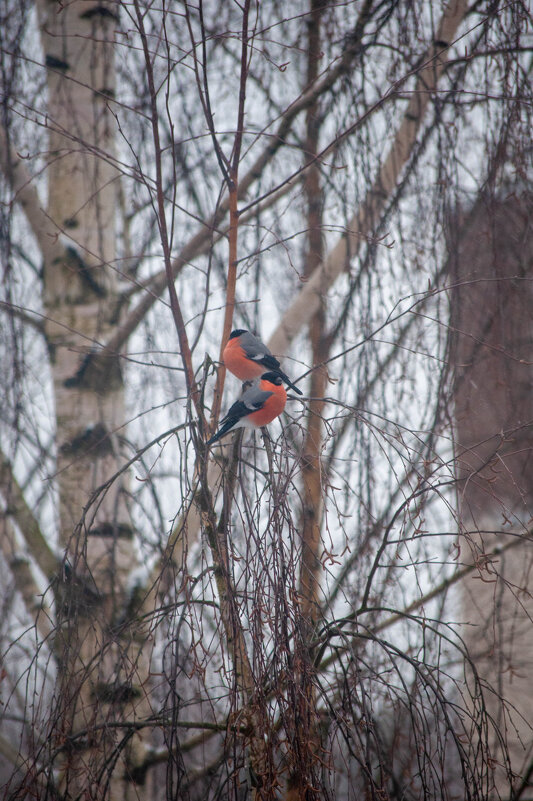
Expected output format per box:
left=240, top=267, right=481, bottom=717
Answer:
left=278, top=370, right=303, bottom=395
left=206, top=417, right=238, bottom=446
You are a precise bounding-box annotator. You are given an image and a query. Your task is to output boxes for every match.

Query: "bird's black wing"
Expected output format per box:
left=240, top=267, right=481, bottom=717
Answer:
left=239, top=333, right=302, bottom=393
left=207, top=387, right=274, bottom=446
left=249, top=352, right=281, bottom=371
left=240, top=331, right=280, bottom=369
left=220, top=387, right=273, bottom=424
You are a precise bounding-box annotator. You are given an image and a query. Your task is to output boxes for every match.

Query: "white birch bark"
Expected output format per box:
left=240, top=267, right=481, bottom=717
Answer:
left=36, top=2, right=151, bottom=796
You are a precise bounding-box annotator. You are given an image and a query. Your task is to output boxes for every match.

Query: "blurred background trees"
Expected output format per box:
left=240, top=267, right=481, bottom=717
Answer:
left=0, top=1, right=531, bottom=798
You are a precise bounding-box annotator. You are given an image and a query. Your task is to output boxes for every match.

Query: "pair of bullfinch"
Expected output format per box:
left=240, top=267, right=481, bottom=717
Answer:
left=207, top=329, right=302, bottom=445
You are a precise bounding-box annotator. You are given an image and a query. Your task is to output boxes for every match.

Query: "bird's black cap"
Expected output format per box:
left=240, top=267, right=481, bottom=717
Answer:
left=261, top=372, right=283, bottom=385
left=229, top=329, right=247, bottom=339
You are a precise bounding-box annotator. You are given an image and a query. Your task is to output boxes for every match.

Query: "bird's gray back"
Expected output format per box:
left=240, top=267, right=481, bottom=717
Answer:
left=240, top=331, right=271, bottom=359
left=242, top=382, right=273, bottom=410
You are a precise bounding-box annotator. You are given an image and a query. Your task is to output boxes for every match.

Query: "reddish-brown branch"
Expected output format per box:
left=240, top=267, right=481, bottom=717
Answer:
left=211, top=0, right=251, bottom=428
left=211, top=181, right=239, bottom=427
left=298, top=0, right=328, bottom=630
left=286, top=4, right=329, bottom=799
left=231, top=0, right=251, bottom=175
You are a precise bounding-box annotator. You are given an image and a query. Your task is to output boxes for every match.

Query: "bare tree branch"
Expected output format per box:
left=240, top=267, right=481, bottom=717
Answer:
left=0, top=125, right=64, bottom=272
left=269, top=0, right=468, bottom=355
left=0, top=518, right=53, bottom=641
left=0, top=450, right=59, bottom=581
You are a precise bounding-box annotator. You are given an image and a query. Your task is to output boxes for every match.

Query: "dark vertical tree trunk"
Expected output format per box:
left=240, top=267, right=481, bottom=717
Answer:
left=451, top=191, right=533, bottom=795
left=287, top=2, right=328, bottom=799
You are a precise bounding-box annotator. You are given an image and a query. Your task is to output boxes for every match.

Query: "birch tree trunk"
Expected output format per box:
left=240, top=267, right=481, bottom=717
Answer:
left=37, top=2, right=150, bottom=797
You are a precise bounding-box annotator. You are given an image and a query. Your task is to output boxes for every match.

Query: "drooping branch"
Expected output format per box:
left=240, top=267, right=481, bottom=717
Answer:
left=135, top=534, right=526, bottom=781
left=316, top=532, right=531, bottom=672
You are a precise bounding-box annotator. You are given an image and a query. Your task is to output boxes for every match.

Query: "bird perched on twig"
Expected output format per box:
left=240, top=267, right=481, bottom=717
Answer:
left=223, top=329, right=303, bottom=395
left=207, top=372, right=287, bottom=445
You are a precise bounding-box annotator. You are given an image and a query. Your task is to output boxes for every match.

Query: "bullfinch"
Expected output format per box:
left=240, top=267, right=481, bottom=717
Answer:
left=207, top=372, right=287, bottom=445
left=223, top=329, right=303, bottom=395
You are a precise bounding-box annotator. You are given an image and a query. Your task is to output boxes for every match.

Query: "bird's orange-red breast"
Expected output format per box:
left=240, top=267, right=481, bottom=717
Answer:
left=222, top=329, right=303, bottom=394
left=223, top=331, right=260, bottom=380
left=207, top=372, right=287, bottom=445
left=246, top=376, right=287, bottom=427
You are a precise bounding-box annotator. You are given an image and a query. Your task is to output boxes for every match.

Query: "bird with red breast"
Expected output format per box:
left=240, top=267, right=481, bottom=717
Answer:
left=223, top=329, right=303, bottom=395
left=207, top=372, right=287, bottom=445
